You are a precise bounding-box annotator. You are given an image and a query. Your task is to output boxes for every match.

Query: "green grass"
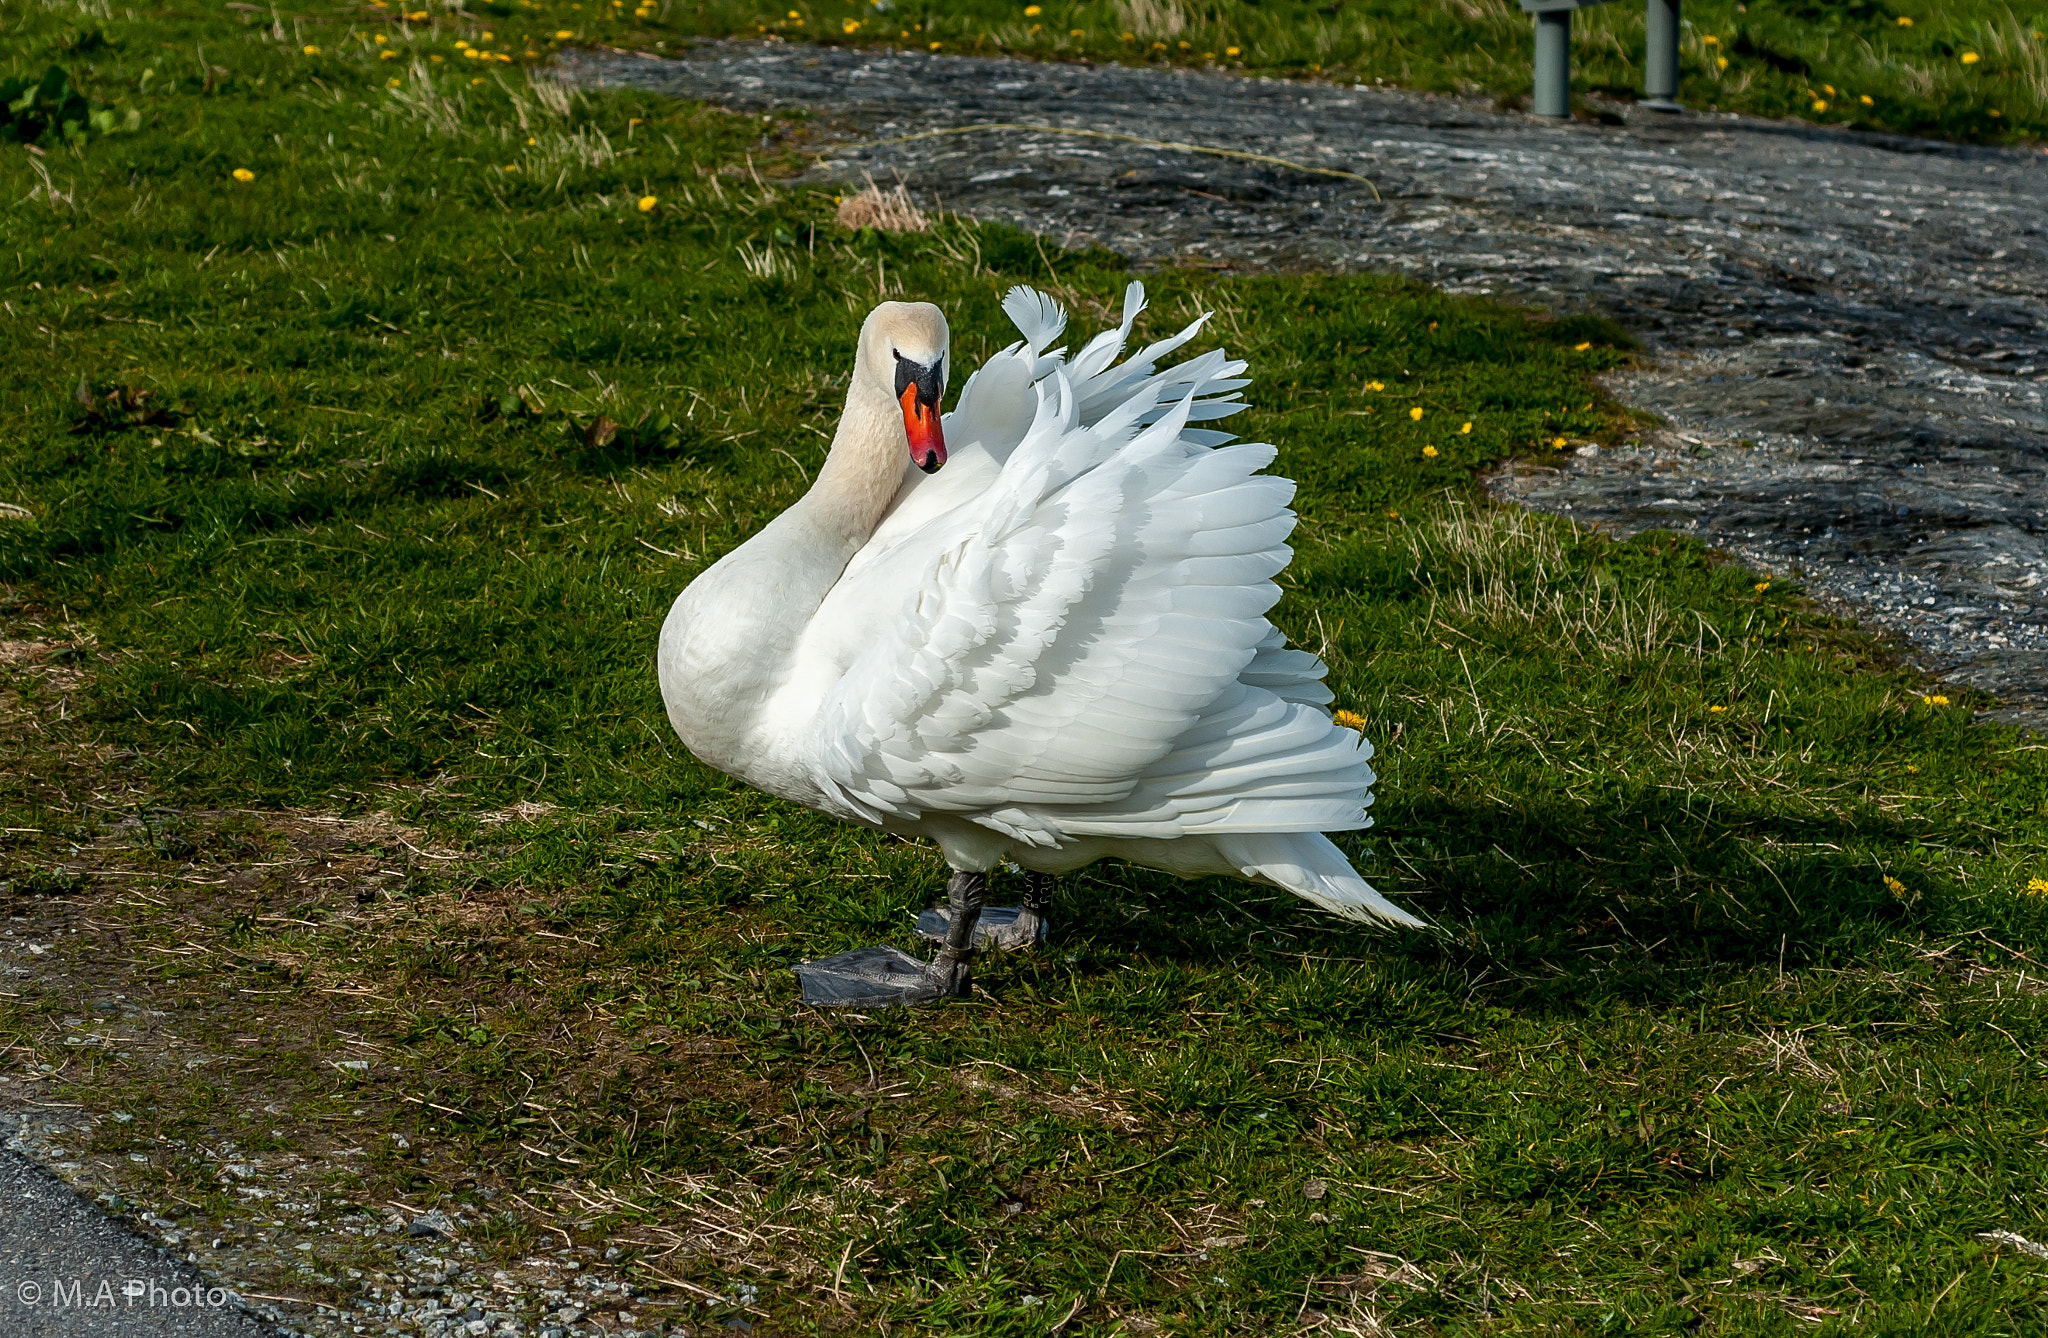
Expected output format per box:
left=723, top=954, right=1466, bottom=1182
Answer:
left=4, top=3, right=2048, bottom=1335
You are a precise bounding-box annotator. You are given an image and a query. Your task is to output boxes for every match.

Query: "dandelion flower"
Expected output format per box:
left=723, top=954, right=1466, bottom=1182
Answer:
left=1961, top=51, right=1980, bottom=64
left=381, top=48, right=399, bottom=58
left=481, top=30, right=493, bottom=40
left=1823, top=84, right=1835, bottom=95
left=1906, top=764, right=1920, bottom=773
left=2027, top=877, right=2048, bottom=896
left=1385, top=510, right=1399, bottom=519
left=1702, top=34, right=1719, bottom=45
left=1409, top=406, right=1424, bottom=421
left=929, top=39, right=941, bottom=49
left=1922, top=694, right=1949, bottom=706
left=471, top=76, right=484, bottom=84
left=1754, top=581, right=1770, bottom=593
left=1574, top=341, right=1591, bottom=351
left=374, top=33, right=388, bottom=43
left=638, top=194, right=658, bottom=211
left=1460, top=422, right=1472, bottom=434
left=527, top=136, right=536, bottom=144
left=843, top=17, right=859, bottom=31
left=232, top=167, right=256, bottom=182
left=1709, top=705, right=1726, bottom=713
left=1860, top=94, right=1873, bottom=105
left=1716, top=56, right=1728, bottom=69
left=1226, top=46, right=1240, bottom=56
left=1332, top=709, right=1365, bottom=731
left=1422, top=444, right=1438, bottom=457
left=502, top=163, right=519, bottom=171
left=555, top=28, right=574, bottom=37
left=1812, top=99, right=1828, bottom=112
left=1367, top=380, right=1383, bottom=391
left=1023, top=3, right=1040, bottom=12
left=389, top=76, right=402, bottom=85
left=1550, top=436, right=1567, bottom=449
left=1884, top=875, right=1907, bottom=896
left=786, top=8, right=798, bottom=16
left=1897, top=14, right=1912, bottom=24
left=303, top=43, right=321, bottom=54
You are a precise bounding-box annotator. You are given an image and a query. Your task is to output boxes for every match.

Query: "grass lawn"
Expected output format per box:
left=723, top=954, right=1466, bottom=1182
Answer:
left=5, top=3, right=2048, bottom=1336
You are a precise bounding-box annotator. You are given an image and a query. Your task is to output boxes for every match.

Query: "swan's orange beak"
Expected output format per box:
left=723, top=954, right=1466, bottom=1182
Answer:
left=894, top=350, right=946, bottom=473
left=900, top=382, right=946, bottom=474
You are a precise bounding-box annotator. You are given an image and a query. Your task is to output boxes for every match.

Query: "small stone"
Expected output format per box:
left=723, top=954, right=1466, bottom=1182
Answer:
left=1301, top=1178, right=1327, bottom=1201
left=410, top=1210, right=459, bottom=1239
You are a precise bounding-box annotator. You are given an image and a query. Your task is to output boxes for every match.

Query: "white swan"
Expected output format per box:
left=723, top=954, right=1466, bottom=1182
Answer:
left=658, top=282, right=1420, bottom=1006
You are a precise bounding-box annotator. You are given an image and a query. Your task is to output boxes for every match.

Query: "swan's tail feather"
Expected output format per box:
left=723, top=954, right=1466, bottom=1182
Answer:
left=1218, top=832, right=1426, bottom=929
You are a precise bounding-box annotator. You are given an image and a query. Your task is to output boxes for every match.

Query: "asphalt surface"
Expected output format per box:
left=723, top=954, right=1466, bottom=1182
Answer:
left=0, top=1144, right=276, bottom=1337
left=564, top=41, right=2048, bottom=724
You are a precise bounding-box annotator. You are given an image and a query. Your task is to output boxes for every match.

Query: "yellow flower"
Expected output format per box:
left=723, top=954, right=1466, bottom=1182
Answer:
left=1226, top=46, right=1240, bottom=56
left=381, top=48, right=399, bottom=58
left=232, top=167, right=256, bottom=182
left=1702, top=34, right=1719, bottom=45
left=1422, top=444, right=1438, bottom=457
left=1709, top=705, right=1726, bottom=713
left=1922, top=694, right=1949, bottom=706
left=455, top=39, right=471, bottom=48
left=527, top=136, right=536, bottom=144
left=1961, top=51, right=1980, bottom=64
left=407, top=9, right=427, bottom=17
left=1884, top=875, right=1907, bottom=897
left=389, top=76, right=402, bottom=85
left=1897, top=14, right=1912, bottom=25
left=1366, top=380, right=1383, bottom=391
left=1811, top=99, right=1828, bottom=112
left=429, top=53, right=443, bottom=61
left=1023, top=3, right=1040, bottom=12
left=525, top=49, right=539, bottom=56
left=303, top=43, right=321, bottom=54
left=786, top=8, right=798, bottom=15
left=843, top=17, right=860, bottom=31
left=1332, top=709, right=1365, bottom=731
left=2027, top=877, right=2048, bottom=896
left=1574, top=341, right=1591, bottom=351
left=1754, top=581, right=1770, bottom=593
left=1716, top=56, right=1728, bottom=70
left=1122, top=30, right=1135, bottom=40
left=471, top=76, right=484, bottom=84
left=481, top=30, right=493, bottom=40
left=929, top=40, right=941, bottom=49
left=374, top=33, right=388, bottom=43
left=1906, top=764, right=1920, bottom=773
left=1385, top=510, right=1399, bottom=519
left=1823, top=84, right=1835, bottom=95
left=1550, top=436, right=1567, bottom=449
left=1460, top=422, right=1472, bottom=434
left=502, top=163, right=518, bottom=171
left=1409, top=406, right=1424, bottom=420
left=1860, top=94, right=1873, bottom=105
left=638, top=195, right=658, bottom=211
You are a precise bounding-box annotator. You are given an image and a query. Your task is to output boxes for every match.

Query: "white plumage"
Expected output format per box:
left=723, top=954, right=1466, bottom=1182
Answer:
left=658, top=282, right=1419, bottom=972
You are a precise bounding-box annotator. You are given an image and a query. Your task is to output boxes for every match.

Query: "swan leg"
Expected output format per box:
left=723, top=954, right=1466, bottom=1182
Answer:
left=916, top=870, right=1052, bottom=952
left=793, top=870, right=983, bottom=1007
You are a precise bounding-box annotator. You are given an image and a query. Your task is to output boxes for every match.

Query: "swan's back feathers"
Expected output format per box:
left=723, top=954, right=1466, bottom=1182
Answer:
left=804, top=284, right=1400, bottom=923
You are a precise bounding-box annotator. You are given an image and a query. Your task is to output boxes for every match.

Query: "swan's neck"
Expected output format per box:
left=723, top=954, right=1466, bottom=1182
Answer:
left=797, top=376, right=909, bottom=560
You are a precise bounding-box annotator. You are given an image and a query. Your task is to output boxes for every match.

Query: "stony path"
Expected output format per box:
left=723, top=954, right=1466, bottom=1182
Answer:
left=566, top=41, right=2048, bottom=725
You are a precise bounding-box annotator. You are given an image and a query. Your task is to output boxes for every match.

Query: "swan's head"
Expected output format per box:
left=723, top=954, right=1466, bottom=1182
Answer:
left=860, top=300, right=949, bottom=474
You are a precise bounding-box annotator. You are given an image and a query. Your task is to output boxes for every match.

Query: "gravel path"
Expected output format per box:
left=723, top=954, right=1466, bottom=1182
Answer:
left=566, top=41, right=2048, bottom=726
left=0, top=1140, right=277, bottom=1337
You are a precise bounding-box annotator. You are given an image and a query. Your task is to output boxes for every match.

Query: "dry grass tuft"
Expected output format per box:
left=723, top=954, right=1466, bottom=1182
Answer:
left=835, top=181, right=930, bottom=233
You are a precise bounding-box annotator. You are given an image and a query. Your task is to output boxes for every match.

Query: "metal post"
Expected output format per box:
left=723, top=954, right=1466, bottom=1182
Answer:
left=1533, top=9, right=1571, bottom=117
left=1643, top=0, right=1682, bottom=111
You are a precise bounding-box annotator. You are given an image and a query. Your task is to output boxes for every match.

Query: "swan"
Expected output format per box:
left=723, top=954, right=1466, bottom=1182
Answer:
left=658, top=282, right=1421, bottom=1007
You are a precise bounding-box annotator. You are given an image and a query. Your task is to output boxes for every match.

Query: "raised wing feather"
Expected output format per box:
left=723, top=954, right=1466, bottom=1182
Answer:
left=809, top=288, right=1342, bottom=843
